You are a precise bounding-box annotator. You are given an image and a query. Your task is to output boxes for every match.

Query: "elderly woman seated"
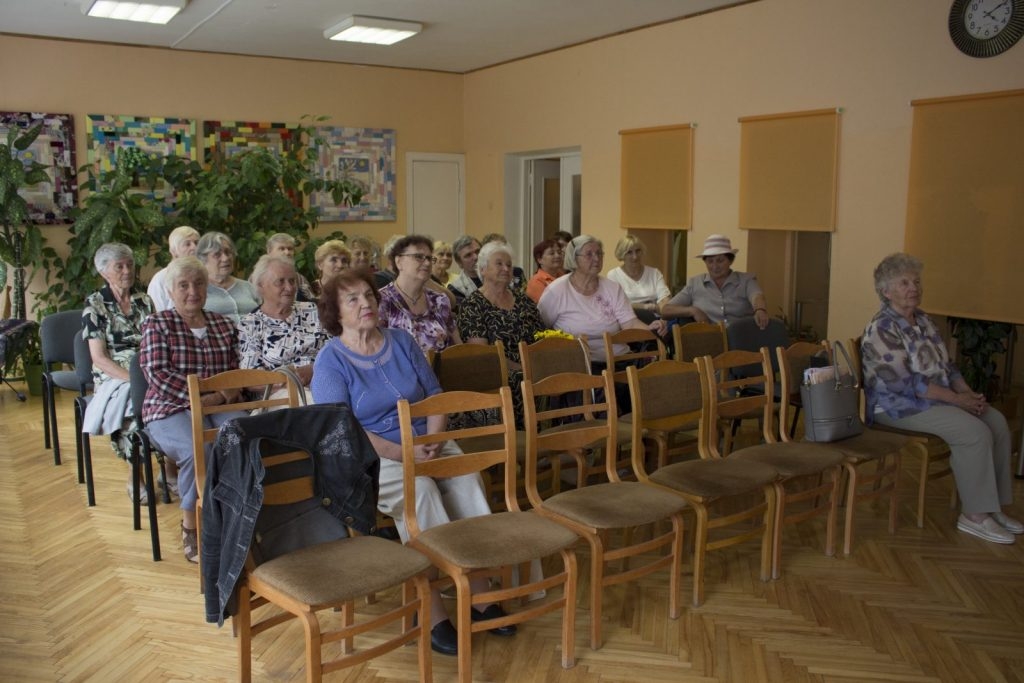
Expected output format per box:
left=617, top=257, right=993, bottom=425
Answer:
left=862, top=252, right=1020, bottom=545
left=139, top=256, right=245, bottom=563
left=195, top=231, right=259, bottom=323
left=309, top=239, right=351, bottom=299
left=606, top=234, right=671, bottom=324
left=311, top=268, right=515, bottom=657
left=265, top=232, right=314, bottom=301
left=238, top=255, right=328, bottom=403
left=82, top=242, right=155, bottom=501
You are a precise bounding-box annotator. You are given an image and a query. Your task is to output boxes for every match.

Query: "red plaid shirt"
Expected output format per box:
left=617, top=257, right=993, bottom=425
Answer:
left=139, top=309, right=239, bottom=423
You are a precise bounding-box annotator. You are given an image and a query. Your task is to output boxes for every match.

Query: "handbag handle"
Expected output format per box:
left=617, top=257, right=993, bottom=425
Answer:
left=830, top=340, right=860, bottom=390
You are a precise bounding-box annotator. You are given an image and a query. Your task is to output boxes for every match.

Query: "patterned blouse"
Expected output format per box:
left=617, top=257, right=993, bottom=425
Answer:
left=861, top=303, right=962, bottom=421
left=138, top=309, right=239, bottom=423
left=237, top=302, right=328, bottom=372
left=81, top=285, right=154, bottom=386
left=378, top=284, right=458, bottom=356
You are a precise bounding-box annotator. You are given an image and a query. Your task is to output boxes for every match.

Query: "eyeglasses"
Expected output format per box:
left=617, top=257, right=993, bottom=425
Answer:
left=398, top=252, right=437, bottom=264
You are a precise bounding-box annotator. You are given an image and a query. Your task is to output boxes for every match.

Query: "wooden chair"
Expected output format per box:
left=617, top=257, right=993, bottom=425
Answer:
left=522, top=368, right=685, bottom=649
left=776, top=342, right=905, bottom=555
left=849, top=337, right=956, bottom=527
left=187, top=369, right=301, bottom=584
left=397, top=386, right=579, bottom=683
left=701, top=349, right=844, bottom=580
left=208, top=405, right=434, bottom=683
left=433, top=341, right=557, bottom=508
left=520, top=335, right=630, bottom=485
left=672, top=320, right=726, bottom=363
left=626, top=360, right=777, bottom=606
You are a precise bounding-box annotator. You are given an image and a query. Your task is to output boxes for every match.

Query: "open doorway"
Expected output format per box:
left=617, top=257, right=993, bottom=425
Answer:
left=503, top=149, right=581, bottom=272
left=746, top=230, right=831, bottom=341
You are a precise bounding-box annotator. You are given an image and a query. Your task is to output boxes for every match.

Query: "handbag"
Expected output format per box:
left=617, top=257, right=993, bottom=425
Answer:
left=800, top=340, right=863, bottom=442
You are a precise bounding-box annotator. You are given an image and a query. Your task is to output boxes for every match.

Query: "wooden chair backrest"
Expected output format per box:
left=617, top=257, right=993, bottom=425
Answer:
left=519, top=336, right=590, bottom=383
left=775, top=341, right=830, bottom=442
left=602, top=328, right=667, bottom=384
left=626, top=360, right=704, bottom=475
left=673, top=321, right=727, bottom=362
left=187, top=368, right=300, bottom=505
left=434, top=340, right=508, bottom=393
left=397, top=386, right=517, bottom=539
left=697, top=348, right=776, bottom=454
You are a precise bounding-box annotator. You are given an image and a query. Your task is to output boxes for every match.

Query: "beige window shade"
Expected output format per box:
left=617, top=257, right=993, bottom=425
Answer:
left=906, top=89, right=1024, bottom=325
left=738, top=108, right=840, bottom=232
left=619, top=124, right=693, bottom=230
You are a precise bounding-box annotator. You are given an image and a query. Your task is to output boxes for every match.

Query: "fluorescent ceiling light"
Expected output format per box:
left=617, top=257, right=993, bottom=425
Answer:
left=82, top=0, right=186, bottom=25
left=324, top=15, right=422, bottom=46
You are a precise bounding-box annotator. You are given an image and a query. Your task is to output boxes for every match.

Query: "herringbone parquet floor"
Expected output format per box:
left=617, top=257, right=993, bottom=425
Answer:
left=2, top=384, right=1023, bottom=682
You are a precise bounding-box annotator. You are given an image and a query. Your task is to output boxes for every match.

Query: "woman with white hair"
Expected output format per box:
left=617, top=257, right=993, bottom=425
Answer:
left=537, top=234, right=667, bottom=366
left=195, top=231, right=259, bottom=323
left=82, top=242, right=155, bottom=500
left=238, top=255, right=328, bottom=403
left=147, top=225, right=200, bottom=312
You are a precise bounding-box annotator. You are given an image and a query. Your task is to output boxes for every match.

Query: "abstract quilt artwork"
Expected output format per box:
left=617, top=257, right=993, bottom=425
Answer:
left=86, top=114, right=196, bottom=208
left=0, top=112, right=78, bottom=224
left=202, top=120, right=299, bottom=163
left=311, top=126, right=396, bottom=221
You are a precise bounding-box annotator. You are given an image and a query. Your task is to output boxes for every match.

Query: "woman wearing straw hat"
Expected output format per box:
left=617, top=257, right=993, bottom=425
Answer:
left=659, top=234, right=770, bottom=329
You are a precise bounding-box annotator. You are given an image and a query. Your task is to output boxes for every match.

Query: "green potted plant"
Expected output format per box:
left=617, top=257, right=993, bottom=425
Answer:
left=41, top=147, right=169, bottom=311
left=948, top=316, right=1014, bottom=401
left=0, top=123, right=58, bottom=321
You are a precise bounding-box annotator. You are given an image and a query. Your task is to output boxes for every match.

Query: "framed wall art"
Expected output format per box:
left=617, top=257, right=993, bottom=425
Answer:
left=86, top=114, right=196, bottom=209
left=311, top=126, right=396, bottom=222
left=0, top=112, right=77, bottom=224
left=203, top=120, right=299, bottom=163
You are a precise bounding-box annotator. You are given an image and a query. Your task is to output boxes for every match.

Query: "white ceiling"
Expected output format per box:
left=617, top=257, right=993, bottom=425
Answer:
left=0, top=0, right=751, bottom=74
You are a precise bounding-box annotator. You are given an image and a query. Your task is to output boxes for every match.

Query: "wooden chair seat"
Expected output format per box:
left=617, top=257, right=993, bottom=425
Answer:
left=650, top=458, right=778, bottom=499
left=539, top=481, right=686, bottom=530
left=731, top=442, right=846, bottom=478
left=415, top=510, right=579, bottom=568
left=828, top=429, right=912, bottom=464
left=250, top=535, right=431, bottom=605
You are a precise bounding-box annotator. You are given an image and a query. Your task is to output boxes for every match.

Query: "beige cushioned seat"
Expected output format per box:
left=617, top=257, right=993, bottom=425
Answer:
left=415, top=510, right=579, bottom=568
left=651, top=458, right=778, bottom=499
left=540, top=481, right=686, bottom=529
left=731, top=442, right=845, bottom=477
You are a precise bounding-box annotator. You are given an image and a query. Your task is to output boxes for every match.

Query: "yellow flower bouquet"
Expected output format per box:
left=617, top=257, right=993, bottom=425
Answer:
left=534, top=329, right=574, bottom=341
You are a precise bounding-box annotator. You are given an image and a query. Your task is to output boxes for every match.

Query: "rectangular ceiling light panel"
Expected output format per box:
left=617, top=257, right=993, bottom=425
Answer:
left=82, top=0, right=187, bottom=25
left=324, top=15, right=422, bottom=45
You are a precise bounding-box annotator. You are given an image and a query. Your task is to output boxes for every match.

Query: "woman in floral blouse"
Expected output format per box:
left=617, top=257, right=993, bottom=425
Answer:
left=238, top=255, right=328, bottom=403
left=82, top=242, right=154, bottom=500
left=862, top=253, right=1018, bottom=545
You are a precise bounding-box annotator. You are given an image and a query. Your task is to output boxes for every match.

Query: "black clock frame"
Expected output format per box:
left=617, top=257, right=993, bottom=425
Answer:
left=949, top=0, right=1024, bottom=57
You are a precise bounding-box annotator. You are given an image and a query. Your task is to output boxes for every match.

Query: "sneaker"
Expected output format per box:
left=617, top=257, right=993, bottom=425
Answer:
left=126, top=480, right=149, bottom=505
left=992, top=511, right=1024, bottom=534
left=182, top=524, right=199, bottom=563
left=957, top=514, right=1015, bottom=544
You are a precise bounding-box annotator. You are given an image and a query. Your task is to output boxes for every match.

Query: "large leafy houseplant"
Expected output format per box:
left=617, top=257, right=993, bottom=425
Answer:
left=162, top=116, right=362, bottom=276
left=0, top=123, right=57, bottom=320
left=42, top=147, right=170, bottom=311
left=948, top=316, right=1014, bottom=400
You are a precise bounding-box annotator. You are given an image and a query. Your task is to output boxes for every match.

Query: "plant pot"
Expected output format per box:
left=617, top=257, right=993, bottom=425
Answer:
left=24, top=363, right=44, bottom=396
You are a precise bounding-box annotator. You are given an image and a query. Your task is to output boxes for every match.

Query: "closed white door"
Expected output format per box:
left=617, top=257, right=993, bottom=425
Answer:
left=406, top=153, right=465, bottom=245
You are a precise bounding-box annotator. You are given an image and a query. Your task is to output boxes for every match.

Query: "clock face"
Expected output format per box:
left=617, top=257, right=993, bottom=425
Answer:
left=964, top=0, right=1013, bottom=39
left=949, top=0, right=1024, bottom=57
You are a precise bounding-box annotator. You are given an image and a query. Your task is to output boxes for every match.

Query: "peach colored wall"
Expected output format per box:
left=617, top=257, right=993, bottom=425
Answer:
left=462, top=0, right=1024, bottom=344
left=0, top=34, right=462, bottom=302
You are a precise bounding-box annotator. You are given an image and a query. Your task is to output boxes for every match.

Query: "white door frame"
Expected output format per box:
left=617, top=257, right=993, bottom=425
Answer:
left=503, top=147, right=581, bottom=270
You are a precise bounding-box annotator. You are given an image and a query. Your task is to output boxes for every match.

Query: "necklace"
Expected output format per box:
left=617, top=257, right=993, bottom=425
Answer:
left=394, top=280, right=423, bottom=306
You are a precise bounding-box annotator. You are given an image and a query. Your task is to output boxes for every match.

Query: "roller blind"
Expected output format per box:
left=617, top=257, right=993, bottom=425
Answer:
left=905, top=89, right=1024, bottom=324
left=738, top=108, right=840, bottom=232
left=619, top=124, right=693, bottom=230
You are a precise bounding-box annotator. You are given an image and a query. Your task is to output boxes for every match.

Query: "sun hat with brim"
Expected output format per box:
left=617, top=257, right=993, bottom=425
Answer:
left=696, top=234, right=738, bottom=258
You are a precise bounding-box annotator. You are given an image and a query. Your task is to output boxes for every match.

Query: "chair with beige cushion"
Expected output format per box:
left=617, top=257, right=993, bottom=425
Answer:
left=522, top=368, right=685, bottom=649
left=776, top=341, right=905, bottom=555
left=626, top=359, right=778, bottom=606
left=701, top=349, right=844, bottom=580
left=672, top=320, right=726, bottom=363
left=398, top=385, right=579, bottom=683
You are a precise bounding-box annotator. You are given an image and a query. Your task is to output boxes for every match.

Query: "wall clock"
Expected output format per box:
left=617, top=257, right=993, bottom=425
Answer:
left=949, top=0, right=1024, bottom=57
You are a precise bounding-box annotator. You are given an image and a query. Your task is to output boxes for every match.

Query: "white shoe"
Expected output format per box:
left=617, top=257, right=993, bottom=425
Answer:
left=992, top=511, right=1024, bottom=535
left=126, top=480, right=149, bottom=505
left=957, top=514, right=1015, bottom=544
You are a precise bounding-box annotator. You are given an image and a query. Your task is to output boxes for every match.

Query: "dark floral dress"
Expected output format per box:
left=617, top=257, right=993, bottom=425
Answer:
left=456, top=288, right=544, bottom=427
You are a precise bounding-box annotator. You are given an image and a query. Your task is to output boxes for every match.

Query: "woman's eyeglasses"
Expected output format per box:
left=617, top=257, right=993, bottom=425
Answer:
left=399, top=253, right=437, bottom=264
